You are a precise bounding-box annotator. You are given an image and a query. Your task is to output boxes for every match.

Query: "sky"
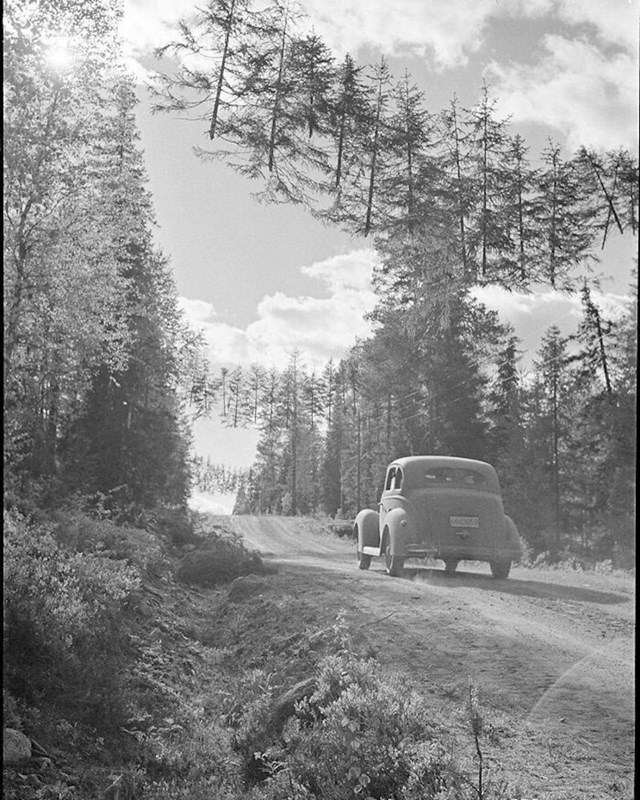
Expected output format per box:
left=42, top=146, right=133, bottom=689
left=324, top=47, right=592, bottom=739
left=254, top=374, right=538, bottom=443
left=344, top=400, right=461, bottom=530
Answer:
left=120, top=0, right=639, bottom=513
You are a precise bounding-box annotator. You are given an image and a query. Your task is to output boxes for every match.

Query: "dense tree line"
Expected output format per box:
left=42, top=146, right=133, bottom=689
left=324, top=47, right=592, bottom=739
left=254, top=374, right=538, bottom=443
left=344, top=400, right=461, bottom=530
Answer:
left=4, top=0, right=205, bottom=521
left=193, top=275, right=635, bottom=561
left=192, top=457, right=249, bottom=493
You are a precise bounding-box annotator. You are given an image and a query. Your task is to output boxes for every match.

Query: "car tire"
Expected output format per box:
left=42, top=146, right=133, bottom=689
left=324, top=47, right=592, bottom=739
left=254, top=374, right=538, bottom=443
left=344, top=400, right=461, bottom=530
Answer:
left=385, top=543, right=405, bottom=577
left=443, top=558, right=459, bottom=575
left=357, top=550, right=371, bottom=570
left=490, top=559, right=511, bottom=579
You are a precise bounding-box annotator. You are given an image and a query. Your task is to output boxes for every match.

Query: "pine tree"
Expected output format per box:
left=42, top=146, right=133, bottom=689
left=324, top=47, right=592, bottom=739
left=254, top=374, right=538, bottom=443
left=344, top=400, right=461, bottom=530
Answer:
left=320, top=408, right=344, bottom=515
left=534, top=141, right=597, bottom=289
left=615, top=150, right=639, bottom=235
left=500, top=134, right=539, bottom=283
left=529, top=326, right=572, bottom=553
left=486, top=334, right=527, bottom=518
left=289, top=31, right=336, bottom=140
left=152, top=0, right=250, bottom=139
left=362, top=57, right=392, bottom=236
left=324, top=53, right=370, bottom=196
left=464, top=83, right=514, bottom=282
left=246, top=363, right=267, bottom=424
left=438, top=95, right=476, bottom=280
left=224, top=365, right=251, bottom=427
left=381, top=70, right=436, bottom=232
left=572, top=282, right=614, bottom=394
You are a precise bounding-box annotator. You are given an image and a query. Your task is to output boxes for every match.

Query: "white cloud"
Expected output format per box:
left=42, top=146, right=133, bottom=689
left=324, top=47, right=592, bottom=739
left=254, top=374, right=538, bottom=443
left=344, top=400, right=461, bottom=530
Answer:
left=501, top=0, right=639, bottom=49
left=487, top=1, right=639, bottom=153
left=121, top=0, right=640, bottom=71
left=180, top=249, right=378, bottom=370
left=554, top=0, right=640, bottom=51
left=120, top=0, right=196, bottom=78
left=301, top=0, right=639, bottom=69
left=472, top=285, right=630, bottom=363
left=301, top=250, right=377, bottom=294
left=301, top=0, right=498, bottom=67
left=121, top=0, right=493, bottom=72
left=487, top=35, right=638, bottom=152
left=122, top=0, right=638, bottom=149
left=178, top=297, right=217, bottom=321
left=121, top=0, right=195, bottom=55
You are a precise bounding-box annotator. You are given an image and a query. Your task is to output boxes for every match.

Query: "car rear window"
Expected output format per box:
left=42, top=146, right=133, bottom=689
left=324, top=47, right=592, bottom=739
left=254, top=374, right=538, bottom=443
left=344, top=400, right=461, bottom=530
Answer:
left=424, top=468, right=487, bottom=487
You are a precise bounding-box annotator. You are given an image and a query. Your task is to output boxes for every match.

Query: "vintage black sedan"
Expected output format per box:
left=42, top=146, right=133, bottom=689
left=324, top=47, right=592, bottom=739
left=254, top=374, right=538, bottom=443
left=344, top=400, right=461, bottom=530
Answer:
left=354, top=456, right=522, bottom=578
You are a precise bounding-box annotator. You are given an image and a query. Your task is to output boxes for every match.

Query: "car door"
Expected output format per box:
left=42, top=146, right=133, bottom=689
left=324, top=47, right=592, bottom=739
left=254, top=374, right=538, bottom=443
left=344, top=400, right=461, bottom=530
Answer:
left=378, top=465, right=403, bottom=538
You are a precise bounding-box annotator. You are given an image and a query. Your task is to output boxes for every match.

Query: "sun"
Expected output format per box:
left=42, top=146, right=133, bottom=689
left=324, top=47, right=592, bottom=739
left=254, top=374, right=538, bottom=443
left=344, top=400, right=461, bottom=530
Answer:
left=45, top=36, right=73, bottom=72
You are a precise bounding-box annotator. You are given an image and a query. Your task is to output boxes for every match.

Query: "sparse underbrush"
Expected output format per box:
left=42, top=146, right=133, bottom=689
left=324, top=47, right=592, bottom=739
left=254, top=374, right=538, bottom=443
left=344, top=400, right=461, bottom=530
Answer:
left=526, top=548, right=635, bottom=576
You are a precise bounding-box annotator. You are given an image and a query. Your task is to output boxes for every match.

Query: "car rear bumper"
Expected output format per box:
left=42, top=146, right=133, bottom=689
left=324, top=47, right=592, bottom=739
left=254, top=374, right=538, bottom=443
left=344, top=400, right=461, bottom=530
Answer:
left=406, top=545, right=521, bottom=561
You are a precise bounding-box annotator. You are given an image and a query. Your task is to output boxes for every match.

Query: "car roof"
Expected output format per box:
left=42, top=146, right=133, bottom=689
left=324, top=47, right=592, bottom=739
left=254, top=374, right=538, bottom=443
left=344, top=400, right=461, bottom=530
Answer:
left=388, top=456, right=499, bottom=487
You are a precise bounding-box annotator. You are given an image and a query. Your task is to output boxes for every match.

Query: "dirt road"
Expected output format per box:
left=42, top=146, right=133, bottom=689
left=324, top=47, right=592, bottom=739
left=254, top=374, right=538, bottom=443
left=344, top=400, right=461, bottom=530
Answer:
left=222, top=515, right=635, bottom=800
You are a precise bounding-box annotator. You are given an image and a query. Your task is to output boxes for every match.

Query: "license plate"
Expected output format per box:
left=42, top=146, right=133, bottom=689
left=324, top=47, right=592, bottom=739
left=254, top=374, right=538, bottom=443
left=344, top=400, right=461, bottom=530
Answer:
left=450, top=516, right=479, bottom=528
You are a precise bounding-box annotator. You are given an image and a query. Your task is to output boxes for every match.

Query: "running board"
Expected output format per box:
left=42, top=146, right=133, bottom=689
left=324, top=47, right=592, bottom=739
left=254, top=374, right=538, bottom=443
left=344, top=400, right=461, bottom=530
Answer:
left=362, top=546, right=380, bottom=556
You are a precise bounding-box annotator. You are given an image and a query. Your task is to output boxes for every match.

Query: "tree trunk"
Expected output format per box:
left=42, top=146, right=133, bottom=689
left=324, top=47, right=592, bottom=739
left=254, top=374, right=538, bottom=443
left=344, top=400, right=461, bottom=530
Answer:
left=268, top=9, right=289, bottom=173
left=209, top=0, right=237, bottom=140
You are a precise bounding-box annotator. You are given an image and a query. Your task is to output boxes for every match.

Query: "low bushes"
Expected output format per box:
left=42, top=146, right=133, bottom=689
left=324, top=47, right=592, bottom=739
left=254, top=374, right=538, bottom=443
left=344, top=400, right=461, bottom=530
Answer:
left=3, top=509, right=145, bottom=726
left=177, top=520, right=269, bottom=586
left=243, top=653, right=453, bottom=800
left=531, top=547, right=635, bottom=574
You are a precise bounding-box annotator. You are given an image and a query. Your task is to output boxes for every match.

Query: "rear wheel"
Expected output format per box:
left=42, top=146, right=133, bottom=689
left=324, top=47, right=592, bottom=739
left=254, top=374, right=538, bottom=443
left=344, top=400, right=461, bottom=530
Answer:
left=357, top=550, right=371, bottom=570
left=443, top=558, right=459, bottom=575
left=385, top=543, right=405, bottom=577
left=490, top=559, right=511, bottom=579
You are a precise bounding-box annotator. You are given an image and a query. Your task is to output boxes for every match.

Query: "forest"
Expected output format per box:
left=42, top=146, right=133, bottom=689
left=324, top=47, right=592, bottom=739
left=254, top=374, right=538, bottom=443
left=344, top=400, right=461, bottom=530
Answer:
left=3, top=0, right=209, bottom=523
left=4, top=0, right=636, bottom=562
left=156, top=0, right=638, bottom=564
left=3, top=1, right=636, bottom=798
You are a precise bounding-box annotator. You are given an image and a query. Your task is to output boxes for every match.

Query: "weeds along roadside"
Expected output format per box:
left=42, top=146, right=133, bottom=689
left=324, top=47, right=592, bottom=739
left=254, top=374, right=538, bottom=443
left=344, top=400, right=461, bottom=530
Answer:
left=4, top=507, right=564, bottom=799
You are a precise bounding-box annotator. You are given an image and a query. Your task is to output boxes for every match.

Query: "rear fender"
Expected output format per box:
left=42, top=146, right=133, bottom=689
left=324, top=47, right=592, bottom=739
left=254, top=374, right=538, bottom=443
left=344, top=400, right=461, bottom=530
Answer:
left=354, top=509, right=380, bottom=551
left=382, top=507, right=414, bottom=556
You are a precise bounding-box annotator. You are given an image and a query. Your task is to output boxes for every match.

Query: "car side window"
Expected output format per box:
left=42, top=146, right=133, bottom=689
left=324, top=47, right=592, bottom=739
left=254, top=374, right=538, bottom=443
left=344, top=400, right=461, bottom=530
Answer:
left=385, top=467, right=403, bottom=491
left=385, top=467, right=396, bottom=491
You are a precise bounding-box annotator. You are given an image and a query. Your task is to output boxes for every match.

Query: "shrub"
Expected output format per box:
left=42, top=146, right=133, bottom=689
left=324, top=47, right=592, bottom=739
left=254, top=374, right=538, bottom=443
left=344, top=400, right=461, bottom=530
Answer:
left=3, top=509, right=140, bottom=717
left=286, top=655, right=451, bottom=799
left=156, top=505, right=200, bottom=547
left=51, top=510, right=169, bottom=578
left=230, top=652, right=456, bottom=799
left=177, top=523, right=267, bottom=586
